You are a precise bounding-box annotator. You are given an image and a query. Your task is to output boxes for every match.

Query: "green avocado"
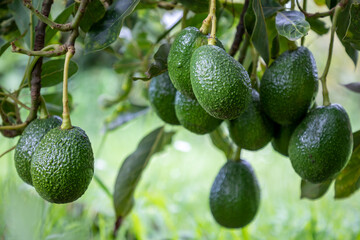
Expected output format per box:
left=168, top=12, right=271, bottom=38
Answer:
left=288, top=104, right=353, bottom=183
left=229, top=90, right=274, bottom=151
left=148, top=72, right=180, bottom=125
left=190, top=45, right=252, bottom=120
left=14, top=116, right=62, bottom=185
left=271, top=123, right=298, bottom=157
left=210, top=160, right=260, bottom=228
left=31, top=126, right=94, bottom=203
left=168, top=27, right=223, bottom=98
left=260, top=47, right=318, bottom=125
left=175, top=91, right=222, bottom=135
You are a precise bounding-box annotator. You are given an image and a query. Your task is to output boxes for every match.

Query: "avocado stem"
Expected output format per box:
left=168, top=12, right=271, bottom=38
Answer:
left=208, top=0, right=217, bottom=45
left=250, top=46, right=259, bottom=90
left=287, top=41, right=298, bottom=51
left=233, top=147, right=242, bottom=162
left=39, top=95, right=49, bottom=119
left=181, top=8, right=189, bottom=29
left=61, top=47, right=75, bottom=130
left=320, top=5, right=342, bottom=106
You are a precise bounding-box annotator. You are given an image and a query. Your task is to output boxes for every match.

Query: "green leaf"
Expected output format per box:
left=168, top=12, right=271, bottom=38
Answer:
left=247, top=0, right=270, bottom=65
left=113, top=126, right=175, bottom=217
left=353, top=130, right=360, bottom=150
left=0, top=41, right=11, bottom=56
left=275, top=11, right=310, bottom=41
left=8, top=0, right=31, bottom=47
left=104, top=103, right=148, bottom=131
left=45, top=4, right=75, bottom=45
left=42, top=92, right=73, bottom=116
left=342, top=82, right=360, bottom=93
left=343, top=3, right=360, bottom=50
left=335, top=142, right=360, bottom=199
left=300, top=179, right=332, bottom=200
left=41, top=59, right=78, bottom=88
left=145, top=43, right=170, bottom=80
left=209, top=126, right=234, bottom=159
left=79, top=0, right=106, bottom=32
left=85, top=0, right=140, bottom=53
left=307, top=17, right=329, bottom=35
left=261, top=0, right=283, bottom=18
left=335, top=0, right=358, bottom=66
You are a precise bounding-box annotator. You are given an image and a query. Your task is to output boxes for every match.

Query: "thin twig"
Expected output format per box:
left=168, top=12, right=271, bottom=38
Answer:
left=296, top=0, right=335, bottom=18
left=0, top=145, right=16, bottom=159
left=11, top=43, right=67, bottom=57
left=0, top=93, right=31, bottom=110
left=229, top=0, right=250, bottom=57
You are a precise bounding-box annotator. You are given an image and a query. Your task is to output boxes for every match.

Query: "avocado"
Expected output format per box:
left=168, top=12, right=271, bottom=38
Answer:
left=271, top=123, right=298, bottom=157
left=31, top=126, right=94, bottom=203
left=175, top=91, right=222, bottom=134
left=148, top=72, right=180, bottom=125
left=260, top=47, right=318, bottom=125
left=168, top=27, right=223, bottom=98
left=190, top=45, right=252, bottom=120
left=229, top=90, right=274, bottom=151
left=288, top=104, right=353, bottom=183
left=210, top=160, right=260, bottom=228
left=14, top=116, right=62, bottom=185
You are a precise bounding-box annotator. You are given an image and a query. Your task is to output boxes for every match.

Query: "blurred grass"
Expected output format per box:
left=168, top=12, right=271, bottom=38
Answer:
left=1, top=20, right=360, bottom=240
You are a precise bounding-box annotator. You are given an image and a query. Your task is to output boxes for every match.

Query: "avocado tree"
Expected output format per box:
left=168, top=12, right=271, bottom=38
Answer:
left=0, top=0, right=360, bottom=236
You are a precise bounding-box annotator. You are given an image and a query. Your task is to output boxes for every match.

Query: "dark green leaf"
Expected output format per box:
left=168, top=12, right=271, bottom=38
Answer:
left=0, top=41, right=11, bottom=56
left=104, top=103, right=148, bottom=131
left=307, top=18, right=329, bottom=35
left=145, top=43, right=170, bottom=80
left=45, top=4, right=75, bottom=45
left=343, top=3, right=360, bottom=50
left=248, top=0, right=270, bottom=64
left=42, top=92, right=73, bottom=116
left=79, top=0, right=106, bottom=32
left=41, top=59, right=78, bottom=88
left=85, top=0, right=140, bottom=53
left=113, top=127, right=175, bottom=217
left=353, top=130, right=360, bottom=150
left=335, top=143, right=360, bottom=199
left=113, top=58, right=142, bottom=74
left=261, top=0, right=283, bottom=18
left=275, top=11, right=310, bottom=41
left=8, top=0, right=31, bottom=46
left=335, top=0, right=358, bottom=66
left=300, top=179, right=332, bottom=200
left=342, top=82, right=360, bottom=93
left=244, top=0, right=256, bottom=35
left=209, top=126, right=234, bottom=159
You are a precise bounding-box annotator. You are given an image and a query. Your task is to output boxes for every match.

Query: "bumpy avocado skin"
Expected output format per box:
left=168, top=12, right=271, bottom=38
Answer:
left=229, top=90, right=274, bottom=151
left=288, top=104, right=353, bottom=183
left=14, top=116, right=62, bottom=185
left=148, top=72, right=180, bottom=125
left=190, top=45, right=252, bottom=120
left=168, top=27, right=223, bottom=98
left=271, top=123, right=298, bottom=157
left=175, top=91, right=222, bottom=135
left=31, top=126, right=94, bottom=203
left=260, top=47, right=318, bottom=125
left=210, top=160, right=260, bottom=228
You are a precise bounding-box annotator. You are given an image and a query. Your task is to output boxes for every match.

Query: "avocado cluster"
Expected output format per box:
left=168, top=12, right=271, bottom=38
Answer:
left=14, top=116, right=94, bottom=204
left=149, top=26, right=354, bottom=229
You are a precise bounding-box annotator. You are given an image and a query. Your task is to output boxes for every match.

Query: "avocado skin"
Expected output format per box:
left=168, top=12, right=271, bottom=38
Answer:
left=190, top=45, right=252, bottom=120
left=148, top=72, right=180, bottom=125
left=229, top=90, right=274, bottom=151
left=175, top=91, right=222, bottom=135
left=260, top=47, right=318, bottom=125
left=210, top=160, right=260, bottom=228
left=168, top=27, right=223, bottom=99
left=271, top=123, right=298, bottom=157
left=14, top=116, right=62, bottom=186
left=31, top=126, right=94, bottom=203
left=288, top=104, right=353, bottom=183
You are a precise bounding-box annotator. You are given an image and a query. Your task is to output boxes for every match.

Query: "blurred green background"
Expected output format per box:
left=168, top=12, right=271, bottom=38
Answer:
left=1, top=3, right=360, bottom=240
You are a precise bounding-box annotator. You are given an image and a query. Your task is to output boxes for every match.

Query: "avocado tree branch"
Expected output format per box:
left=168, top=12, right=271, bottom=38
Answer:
left=11, top=43, right=67, bottom=57
left=296, top=0, right=336, bottom=18
left=0, top=145, right=16, bottom=159
left=0, top=92, right=31, bottom=110
left=320, top=5, right=342, bottom=106
left=229, top=0, right=249, bottom=57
